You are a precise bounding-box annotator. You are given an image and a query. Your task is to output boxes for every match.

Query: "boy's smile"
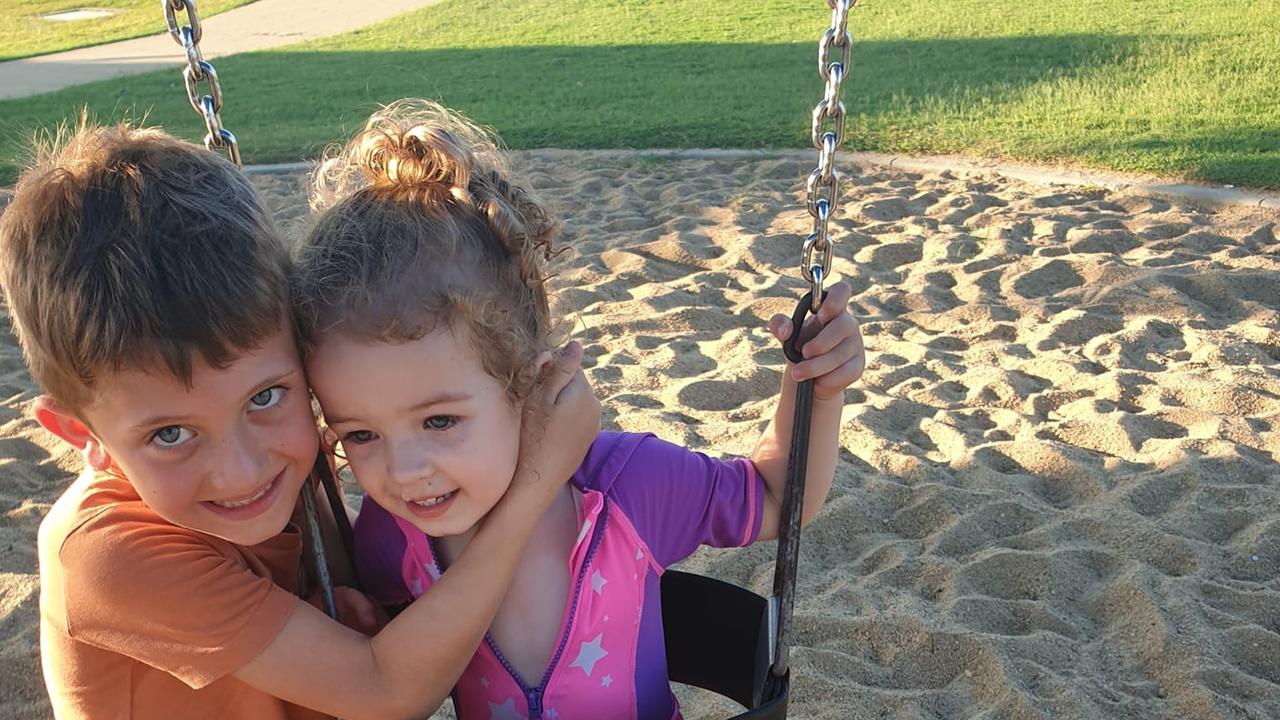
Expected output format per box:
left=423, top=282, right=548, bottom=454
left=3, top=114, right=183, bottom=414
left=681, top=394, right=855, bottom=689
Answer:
left=202, top=467, right=287, bottom=517
left=59, top=329, right=319, bottom=545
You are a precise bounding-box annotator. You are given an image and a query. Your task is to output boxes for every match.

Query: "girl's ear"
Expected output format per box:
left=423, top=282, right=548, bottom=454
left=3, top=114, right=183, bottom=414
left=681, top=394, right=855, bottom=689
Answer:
left=32, top=396, right=114, bottom=471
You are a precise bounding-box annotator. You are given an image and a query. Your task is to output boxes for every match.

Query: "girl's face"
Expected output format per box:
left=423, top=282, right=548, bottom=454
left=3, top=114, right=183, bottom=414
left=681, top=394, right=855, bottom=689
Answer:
left=306, top=327, right=523, bottom=537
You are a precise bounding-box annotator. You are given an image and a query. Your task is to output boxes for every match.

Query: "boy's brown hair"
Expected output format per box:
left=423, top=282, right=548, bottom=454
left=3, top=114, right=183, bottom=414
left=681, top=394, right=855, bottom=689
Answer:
left=0, top=122, right=291, bottom=411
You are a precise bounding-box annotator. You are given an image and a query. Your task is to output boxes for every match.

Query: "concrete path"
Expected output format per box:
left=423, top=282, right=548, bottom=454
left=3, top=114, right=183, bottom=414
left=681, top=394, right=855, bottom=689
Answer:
left=0, top=0, right=444, bottom=100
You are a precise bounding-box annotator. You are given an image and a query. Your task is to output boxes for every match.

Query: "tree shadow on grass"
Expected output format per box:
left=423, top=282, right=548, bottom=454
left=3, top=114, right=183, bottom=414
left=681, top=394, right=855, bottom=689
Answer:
left=0, top=34, right=1213, bottom=184
left=1101, top=129, right=1280, bottom=188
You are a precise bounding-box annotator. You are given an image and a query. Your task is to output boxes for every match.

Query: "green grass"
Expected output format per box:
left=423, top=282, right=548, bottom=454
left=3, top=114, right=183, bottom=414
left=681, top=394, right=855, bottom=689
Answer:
left=0, top=0, right=257, bottom=62
left=1, top=0, right=1277, bottom=187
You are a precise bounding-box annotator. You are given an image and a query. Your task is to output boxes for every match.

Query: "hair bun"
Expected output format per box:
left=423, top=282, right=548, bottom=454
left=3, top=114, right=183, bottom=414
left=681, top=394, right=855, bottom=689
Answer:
left=308, top=99, right=560, bottom=290
left=311, top=99, right=505, bottom=211
left=356, top=122, right=473, bottom=203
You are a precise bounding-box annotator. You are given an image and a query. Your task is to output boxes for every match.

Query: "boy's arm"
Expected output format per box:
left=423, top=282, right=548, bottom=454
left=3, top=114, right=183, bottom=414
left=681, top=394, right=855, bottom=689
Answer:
left=235, top=343, right=600, bottom=720
left=751, top=282, right=863, bottom=541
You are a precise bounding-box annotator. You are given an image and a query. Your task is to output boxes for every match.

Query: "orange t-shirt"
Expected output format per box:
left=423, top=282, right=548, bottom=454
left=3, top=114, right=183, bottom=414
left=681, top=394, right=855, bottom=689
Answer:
left=38, top=470, right=332, bottom=720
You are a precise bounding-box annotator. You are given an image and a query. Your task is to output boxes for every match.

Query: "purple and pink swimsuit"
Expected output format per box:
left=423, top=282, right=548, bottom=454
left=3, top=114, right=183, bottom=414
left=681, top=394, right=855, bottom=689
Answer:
left=354, top=431, right=766, bottom=720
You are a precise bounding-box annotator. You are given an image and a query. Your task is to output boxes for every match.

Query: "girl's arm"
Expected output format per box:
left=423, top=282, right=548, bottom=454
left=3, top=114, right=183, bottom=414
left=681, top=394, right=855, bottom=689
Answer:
left=235, top=342, right=600, bottom=720
left=750, top=282, right=864, bottom=541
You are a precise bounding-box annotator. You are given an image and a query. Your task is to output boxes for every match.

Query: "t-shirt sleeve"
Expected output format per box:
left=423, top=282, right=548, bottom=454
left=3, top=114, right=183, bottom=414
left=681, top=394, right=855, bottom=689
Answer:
left=52, top=509, right=301, bottom=689
left=607, top=434, right=766, bottom=568
left=352, top=497, right=412, bottom=607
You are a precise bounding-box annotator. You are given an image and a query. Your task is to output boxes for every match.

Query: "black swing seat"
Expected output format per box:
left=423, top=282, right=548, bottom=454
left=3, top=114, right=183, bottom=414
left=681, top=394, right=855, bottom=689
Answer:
left=661, top=571, right=789, bottom=719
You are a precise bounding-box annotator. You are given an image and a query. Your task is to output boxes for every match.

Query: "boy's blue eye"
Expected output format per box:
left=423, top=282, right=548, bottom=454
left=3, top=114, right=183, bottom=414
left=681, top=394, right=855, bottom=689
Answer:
left=152, top=425, right=192, bottom=447
left=424, top=415, right=456, bottom=431
left=344, top=430, right=376, bottom=444
left=249, top=386, right=285, bottom=411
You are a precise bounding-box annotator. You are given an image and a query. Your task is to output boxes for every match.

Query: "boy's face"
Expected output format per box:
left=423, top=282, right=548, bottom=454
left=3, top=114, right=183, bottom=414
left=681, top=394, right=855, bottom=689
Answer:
left=306, top=327, right=522, bottom=538
left=70, top=329, right=319, bottom=545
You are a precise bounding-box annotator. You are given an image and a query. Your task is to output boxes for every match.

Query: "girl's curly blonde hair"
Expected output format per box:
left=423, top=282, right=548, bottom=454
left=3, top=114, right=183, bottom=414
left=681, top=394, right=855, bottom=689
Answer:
left=293, top=99, right=561, bottom=401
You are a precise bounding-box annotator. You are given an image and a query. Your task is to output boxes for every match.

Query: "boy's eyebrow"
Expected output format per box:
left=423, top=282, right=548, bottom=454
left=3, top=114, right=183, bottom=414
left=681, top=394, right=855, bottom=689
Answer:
left=324, top=391, right=472, bottom=426
left=132, top=413, right=192, bottom=433
left=130, top=370, right=299, bottom=432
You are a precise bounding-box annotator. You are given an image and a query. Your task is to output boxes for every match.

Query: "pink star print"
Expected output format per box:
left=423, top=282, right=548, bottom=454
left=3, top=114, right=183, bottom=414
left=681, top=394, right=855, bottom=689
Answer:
left=487, top=696, right=525, bottom=720
left=568, top=633, right=608, bottom=677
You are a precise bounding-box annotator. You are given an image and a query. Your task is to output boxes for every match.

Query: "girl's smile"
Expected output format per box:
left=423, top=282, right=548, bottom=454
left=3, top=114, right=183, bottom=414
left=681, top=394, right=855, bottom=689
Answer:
left=307, top=325, right=527, bottom=538
left=403, top=489, right=459, bottom=519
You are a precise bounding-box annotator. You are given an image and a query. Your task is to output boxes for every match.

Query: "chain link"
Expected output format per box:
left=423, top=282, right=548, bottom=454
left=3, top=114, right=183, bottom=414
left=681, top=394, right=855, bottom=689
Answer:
left=802, top=0, right=852, bottom=309
left=164, top=0, right=240, bottom=166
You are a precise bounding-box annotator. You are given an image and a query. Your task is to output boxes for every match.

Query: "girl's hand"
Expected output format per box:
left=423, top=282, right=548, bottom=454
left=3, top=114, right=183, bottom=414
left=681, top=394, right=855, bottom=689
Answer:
left=513, top=341, right=601, bottom=497
left=769, top=281, right=865, bottom=401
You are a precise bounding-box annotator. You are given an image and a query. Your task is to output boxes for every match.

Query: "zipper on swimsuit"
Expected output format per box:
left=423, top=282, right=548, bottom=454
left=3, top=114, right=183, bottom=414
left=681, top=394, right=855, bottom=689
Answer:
left=476, top=505, right=610, bottom=720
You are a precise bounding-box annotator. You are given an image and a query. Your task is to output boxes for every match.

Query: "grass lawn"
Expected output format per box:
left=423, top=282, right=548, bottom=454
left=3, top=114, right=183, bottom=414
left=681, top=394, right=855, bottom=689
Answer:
left=1, top=0, right=1276, bottom=187
left=0, top=0, right=257, bottom=62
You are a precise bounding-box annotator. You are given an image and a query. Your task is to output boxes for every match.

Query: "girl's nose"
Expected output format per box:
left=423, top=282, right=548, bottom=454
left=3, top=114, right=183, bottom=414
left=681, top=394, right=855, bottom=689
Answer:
left=389, top=440, right=435, bottom=488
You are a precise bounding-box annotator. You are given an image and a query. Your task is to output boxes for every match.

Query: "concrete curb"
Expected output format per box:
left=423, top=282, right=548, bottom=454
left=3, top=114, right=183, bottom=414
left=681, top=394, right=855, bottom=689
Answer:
left=243, top=150, right=1280, bottom=213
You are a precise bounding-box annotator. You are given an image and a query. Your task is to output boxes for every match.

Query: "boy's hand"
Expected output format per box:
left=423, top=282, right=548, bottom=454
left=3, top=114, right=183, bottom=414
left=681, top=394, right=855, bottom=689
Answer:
left=769, top=281, right=865, bottom=401
left=514, top=341, right=601, bottom=497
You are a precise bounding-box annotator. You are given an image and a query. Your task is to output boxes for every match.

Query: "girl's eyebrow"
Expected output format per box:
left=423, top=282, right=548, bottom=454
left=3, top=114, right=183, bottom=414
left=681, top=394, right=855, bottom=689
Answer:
left=405, top=391, right=472, bottom=414
left=325, top=391, right=472, bottom=426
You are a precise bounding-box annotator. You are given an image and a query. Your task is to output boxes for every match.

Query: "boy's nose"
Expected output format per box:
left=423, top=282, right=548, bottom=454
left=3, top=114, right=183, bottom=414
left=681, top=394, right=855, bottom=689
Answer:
left=211, top=427, right=270, bottom=493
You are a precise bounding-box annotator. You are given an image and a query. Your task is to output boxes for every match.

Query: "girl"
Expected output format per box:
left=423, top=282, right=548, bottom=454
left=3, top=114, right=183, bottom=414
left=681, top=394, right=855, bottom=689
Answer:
left=294, top=100, right=865, bottom=720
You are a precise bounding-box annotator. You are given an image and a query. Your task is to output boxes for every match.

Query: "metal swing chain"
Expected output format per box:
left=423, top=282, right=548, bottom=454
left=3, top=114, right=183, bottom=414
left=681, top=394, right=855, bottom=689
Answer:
left=164, top=0, right=241, bottom=167
left=802, top=0, right=852, bottom=311
left=769, top=0, right=853, bottom=688
left=158, top=2, right=347, bottom=622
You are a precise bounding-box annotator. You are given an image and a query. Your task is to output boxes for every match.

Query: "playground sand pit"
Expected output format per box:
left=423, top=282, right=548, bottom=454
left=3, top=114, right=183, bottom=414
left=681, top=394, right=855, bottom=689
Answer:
left=1, top=152, right=1277, bottom=719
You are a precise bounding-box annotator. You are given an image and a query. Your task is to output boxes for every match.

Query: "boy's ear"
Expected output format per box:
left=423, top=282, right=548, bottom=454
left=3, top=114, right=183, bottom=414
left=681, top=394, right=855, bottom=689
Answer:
left=32, top=396, right=113, bottom=471
left=320, top=425, right=339, bottom=454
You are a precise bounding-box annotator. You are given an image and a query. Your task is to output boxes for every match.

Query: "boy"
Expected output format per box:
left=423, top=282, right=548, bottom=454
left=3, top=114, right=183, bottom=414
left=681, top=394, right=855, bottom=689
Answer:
left=0, top=123, right=599, bottom=720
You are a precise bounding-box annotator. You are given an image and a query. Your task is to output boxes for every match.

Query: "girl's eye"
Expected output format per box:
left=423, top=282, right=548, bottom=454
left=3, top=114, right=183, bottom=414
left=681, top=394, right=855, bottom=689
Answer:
left=344, top=430, right=377, bottom=445
left=424, top=415, right=456, bottom=431
left=152, top=425, right=193, bottom=448
left=249, top=386, right=286, bottom=411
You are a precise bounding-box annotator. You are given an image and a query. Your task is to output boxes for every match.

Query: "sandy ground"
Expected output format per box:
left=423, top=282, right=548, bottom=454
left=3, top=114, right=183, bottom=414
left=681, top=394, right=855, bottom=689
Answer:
left=1, top=152, right=1278, bottom=719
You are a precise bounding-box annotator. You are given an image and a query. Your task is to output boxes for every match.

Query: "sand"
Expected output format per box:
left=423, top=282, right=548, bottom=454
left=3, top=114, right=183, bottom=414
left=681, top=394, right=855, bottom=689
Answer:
left=1, top=152, right=1277, bottom=719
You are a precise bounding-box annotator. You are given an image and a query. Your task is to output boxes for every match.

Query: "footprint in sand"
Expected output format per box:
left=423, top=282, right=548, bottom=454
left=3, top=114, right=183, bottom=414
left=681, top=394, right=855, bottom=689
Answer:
left=958, top=550, right=1051, bottom=601
left=1066, top=228, right=1140, bottom=255
left=1223, top=626, right=1280, bottom=685
left=856, top=197, right=907, bottom=222
left=933, top=501, right=1042, bottom=557
left=1225, top=519, right=1279, bottom=583
left=1012, top=259, right=1085, bottom=299
left=860, top=241, right=923, bottom=271
left=948, top=596, right=1078, bottom=638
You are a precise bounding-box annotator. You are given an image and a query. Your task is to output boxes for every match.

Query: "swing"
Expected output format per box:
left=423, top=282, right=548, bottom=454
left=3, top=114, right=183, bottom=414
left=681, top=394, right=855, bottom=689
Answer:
left=160, top=1, right=853, bottom=716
